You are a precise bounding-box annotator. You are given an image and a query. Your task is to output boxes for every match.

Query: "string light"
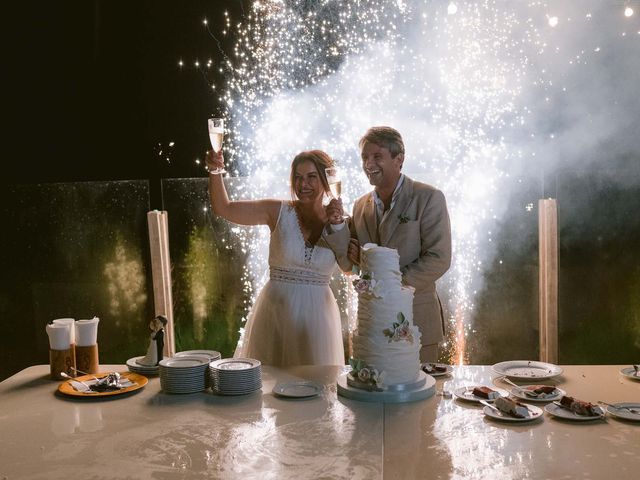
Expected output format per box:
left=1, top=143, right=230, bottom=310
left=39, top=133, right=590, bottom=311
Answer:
left=624, top=7, right=634, bottom=17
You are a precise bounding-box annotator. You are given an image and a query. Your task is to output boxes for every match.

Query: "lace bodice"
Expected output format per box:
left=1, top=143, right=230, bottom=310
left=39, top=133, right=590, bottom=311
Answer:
left=268, top=202, right=337, bottom=283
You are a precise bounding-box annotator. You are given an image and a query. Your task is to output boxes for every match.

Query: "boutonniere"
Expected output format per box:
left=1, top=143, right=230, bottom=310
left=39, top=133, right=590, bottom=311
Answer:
left=398, top=213, right=410, bottom=224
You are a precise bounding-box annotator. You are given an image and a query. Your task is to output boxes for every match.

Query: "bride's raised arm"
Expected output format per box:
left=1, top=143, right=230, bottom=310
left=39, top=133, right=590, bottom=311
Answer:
left=206, top=150, right=281, bottom=230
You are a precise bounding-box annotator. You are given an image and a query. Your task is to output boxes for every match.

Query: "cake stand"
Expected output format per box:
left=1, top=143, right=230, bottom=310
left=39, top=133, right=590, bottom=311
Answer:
left=337, top=370, right=435, bottom=403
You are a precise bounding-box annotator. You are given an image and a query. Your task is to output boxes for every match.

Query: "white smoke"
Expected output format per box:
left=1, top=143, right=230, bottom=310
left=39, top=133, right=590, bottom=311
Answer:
left=217, top=0, right=640, bottom=361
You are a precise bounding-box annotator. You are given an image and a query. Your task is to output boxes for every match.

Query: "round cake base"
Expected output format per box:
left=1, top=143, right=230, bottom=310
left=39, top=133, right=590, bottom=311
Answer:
left=337, top=370, right=435, bottom=403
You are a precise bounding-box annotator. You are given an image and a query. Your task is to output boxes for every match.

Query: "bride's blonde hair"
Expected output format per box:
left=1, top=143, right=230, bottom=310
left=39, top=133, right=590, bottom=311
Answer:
left=289, top=150, right=334, bottom=201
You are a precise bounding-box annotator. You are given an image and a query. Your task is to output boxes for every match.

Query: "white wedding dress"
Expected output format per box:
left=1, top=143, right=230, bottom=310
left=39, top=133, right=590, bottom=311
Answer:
left=234, top=201, right=345, bottom=366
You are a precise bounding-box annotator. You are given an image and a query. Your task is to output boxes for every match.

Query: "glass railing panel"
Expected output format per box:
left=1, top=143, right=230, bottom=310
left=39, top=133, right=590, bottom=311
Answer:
left=0, top=181, right=153, bottom=380
left=557, top=165, right=640, bottom=364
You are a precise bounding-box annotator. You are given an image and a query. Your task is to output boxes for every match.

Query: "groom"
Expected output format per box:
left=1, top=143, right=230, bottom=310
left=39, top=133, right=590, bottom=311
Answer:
left=325, top=126, right=452, bottom=362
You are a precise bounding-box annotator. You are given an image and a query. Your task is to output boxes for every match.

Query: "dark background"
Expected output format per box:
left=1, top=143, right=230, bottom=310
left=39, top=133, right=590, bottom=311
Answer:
left=5, top=0, right=245, bottom=186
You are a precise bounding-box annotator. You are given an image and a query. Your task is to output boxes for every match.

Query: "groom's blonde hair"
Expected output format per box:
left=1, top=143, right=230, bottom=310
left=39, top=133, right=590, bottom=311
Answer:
left=290, top=150, right=334, bottom=200
left=359, top=126, right=405, bottom=158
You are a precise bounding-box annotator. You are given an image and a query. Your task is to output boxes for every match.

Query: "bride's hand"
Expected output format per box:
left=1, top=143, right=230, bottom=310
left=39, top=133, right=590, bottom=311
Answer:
left=325, top=198, right=344, bottom=225
left=205, top=150, right=224, bottom=172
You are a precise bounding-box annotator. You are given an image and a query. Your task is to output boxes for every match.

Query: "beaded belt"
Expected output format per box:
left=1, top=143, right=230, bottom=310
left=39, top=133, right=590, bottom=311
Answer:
left=270, top=266, right=330, bottom=285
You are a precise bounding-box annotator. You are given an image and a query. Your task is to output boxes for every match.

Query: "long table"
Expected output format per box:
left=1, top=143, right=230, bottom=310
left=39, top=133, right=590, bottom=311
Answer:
left=0, top=364, right=638, bottom=479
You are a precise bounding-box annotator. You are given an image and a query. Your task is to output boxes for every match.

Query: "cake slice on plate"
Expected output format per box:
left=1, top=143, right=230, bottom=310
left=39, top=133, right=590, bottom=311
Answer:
left=472, top=386, right=500, bottom=400
left=495, top=397, right=530, bottom=418
left=559, top=395, right=601, bottom=416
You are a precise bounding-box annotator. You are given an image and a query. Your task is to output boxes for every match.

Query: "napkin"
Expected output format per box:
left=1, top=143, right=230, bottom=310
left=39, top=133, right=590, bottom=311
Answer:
left=46, top=323, right=71, bottom=350
left=52, top=318, right=76, bottom=344
left=76, top=317, right=99, bottom=347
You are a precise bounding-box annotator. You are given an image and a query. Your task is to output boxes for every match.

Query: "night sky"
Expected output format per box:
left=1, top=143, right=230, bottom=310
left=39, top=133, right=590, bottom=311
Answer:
left=6, top=0, right=245, bottom=184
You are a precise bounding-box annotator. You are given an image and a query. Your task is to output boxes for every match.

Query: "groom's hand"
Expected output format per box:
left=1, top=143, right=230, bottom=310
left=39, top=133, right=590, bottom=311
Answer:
left=325, top=198, right=344, bottom=225
left=348, top=238, right=361, bottom=266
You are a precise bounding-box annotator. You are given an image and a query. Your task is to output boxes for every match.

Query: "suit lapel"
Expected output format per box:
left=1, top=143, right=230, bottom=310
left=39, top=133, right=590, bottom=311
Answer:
left=379, top=176, right=414, bottom=246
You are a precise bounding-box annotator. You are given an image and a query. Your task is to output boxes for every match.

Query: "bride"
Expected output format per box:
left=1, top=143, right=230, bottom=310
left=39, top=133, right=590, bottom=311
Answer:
left=205, top=148, right=346, bottom=366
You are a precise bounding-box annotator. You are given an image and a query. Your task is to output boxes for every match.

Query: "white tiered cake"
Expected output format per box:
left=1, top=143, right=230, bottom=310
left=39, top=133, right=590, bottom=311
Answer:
left=348, top=243, right=422, bottom=390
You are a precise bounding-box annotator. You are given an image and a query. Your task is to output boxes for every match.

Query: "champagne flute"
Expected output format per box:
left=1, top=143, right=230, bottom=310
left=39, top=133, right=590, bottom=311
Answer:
left=325, top=166, right=348, bottom=220
left=207, top=117, right=226, bottom=174
left=325, top=166, right=342, bottom=199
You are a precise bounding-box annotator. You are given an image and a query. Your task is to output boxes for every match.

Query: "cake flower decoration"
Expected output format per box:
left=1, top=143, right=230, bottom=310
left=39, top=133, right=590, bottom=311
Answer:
left=349, top=358, right=385, bottom=391
left=352, top=272, right=386, bottom=298
left=383, top=312, right=415, bottom=344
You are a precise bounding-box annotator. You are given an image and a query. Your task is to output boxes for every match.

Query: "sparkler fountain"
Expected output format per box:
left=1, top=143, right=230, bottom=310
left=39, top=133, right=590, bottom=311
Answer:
left=203, top=0, right=640, bottom=363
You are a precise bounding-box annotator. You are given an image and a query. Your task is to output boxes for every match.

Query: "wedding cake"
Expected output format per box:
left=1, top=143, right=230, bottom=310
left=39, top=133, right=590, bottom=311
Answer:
left=349, top=243, right=422, bottom=390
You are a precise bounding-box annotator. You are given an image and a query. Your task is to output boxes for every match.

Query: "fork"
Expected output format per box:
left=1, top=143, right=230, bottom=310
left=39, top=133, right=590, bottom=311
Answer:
left=501, top=376, right=542, bottom=398
left=479, top=400, right=503, bottom=414
left=598, top=401, right=640, bottom=414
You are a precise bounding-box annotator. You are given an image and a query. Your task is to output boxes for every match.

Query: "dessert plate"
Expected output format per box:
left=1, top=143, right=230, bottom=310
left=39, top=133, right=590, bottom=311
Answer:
left=159, top=357, right=210, bottom=368
left=492, top=360, right=563, bottom=380
left=273, top=381, right=323, bottom=398
left=604, top=403, right=640, bottom=421
left=619, top=367, right=640, bottom=381
left=58, top=372, right=148, bottom=398
left=454, top=386, right=509, bottom=403
left=175, top=350, right=221, bottom=361
left=509, top=386, right=565, bottom=402
left=483, top=404, right=543, bottom=422
left=211, top=358, right=261, bottom=371
left=544, top=402, right=605, bottom=421
left=126, top=356, right=159, bottom=375
left=422, top=363, right=453, bottom=377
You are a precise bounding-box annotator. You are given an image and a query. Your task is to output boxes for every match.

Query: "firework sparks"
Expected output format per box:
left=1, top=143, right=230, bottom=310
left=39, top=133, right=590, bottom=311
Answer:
left=203, top=0, right=639, bottom=363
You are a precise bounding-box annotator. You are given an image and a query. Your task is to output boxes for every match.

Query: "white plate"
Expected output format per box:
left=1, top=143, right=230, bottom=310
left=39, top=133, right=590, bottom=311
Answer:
left=210, top=358, right=261, bottom=371
left=510, top=385, right=565, bottom=402
left=492, top=360, right=563, bottom=380
left=454, top=386, right=509, bottom=403
left=421, top=363, right=453, bottom=377
left=483, top=404, right=543, bottom=422
left=605, top=403, right=640, bottom=421
left=175, top=350, right=221, bottom=360
left=159, top=357, right=210, bottom=369
left=273, top=381, right=323, bottom=398
left=544, top=402, right=605, bottom=421
left=620, top=367, right=640, bottom=381
left=126, top=357, right=159, bottom=374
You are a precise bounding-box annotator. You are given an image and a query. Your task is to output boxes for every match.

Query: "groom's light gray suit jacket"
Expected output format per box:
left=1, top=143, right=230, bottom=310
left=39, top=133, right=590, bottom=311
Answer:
left=324, top=175, right=452, bottom=345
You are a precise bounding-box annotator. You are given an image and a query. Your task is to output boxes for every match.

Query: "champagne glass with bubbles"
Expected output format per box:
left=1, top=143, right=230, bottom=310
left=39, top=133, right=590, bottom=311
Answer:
left=325, top=165, right=349, bottom=219
left=325, top=166, right=342, bottom=200
left=207, top=117, right=226, bottom=174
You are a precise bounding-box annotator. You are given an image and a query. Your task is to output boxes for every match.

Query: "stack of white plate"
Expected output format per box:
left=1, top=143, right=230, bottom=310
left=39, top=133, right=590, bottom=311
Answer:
left=209, top=358, right=262, bottom=395
left=126, top=356, right=159, bottom=376
left=174, top=350, right=221, bottom=388
left=159, top=355, right=210, bottom=394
